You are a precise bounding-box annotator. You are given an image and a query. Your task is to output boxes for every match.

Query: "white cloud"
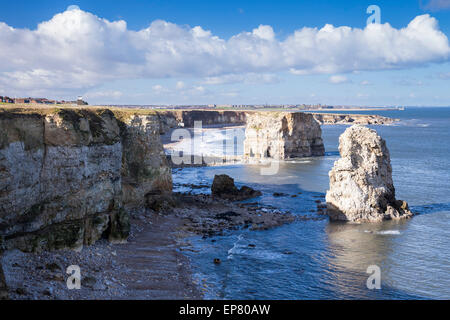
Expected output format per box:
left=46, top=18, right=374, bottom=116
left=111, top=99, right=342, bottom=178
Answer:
left=438, top=72, right=450, bottom=79
left=193, top=86, right=205, bottom=93
left=85, top=90, right=123, bottom=99
left=67, top=5, right=81, bottom=11
left=422, top=0, right=450, bottom=11
left=176, top=81, right=186, bottom=90
left=0, top=8, right=449, bottom=96
left=203, top=73, right=280, bottom=85
left=329, top=75, right=349, bottom=84
left=152, top=84, right=166, bottom=93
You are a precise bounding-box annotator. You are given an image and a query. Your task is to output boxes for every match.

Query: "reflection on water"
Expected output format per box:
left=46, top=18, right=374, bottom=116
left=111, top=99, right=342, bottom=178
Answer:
left=324, top=220, right=409, bottom=299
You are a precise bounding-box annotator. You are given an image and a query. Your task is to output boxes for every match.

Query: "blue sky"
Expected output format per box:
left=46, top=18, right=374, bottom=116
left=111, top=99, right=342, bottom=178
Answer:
left=1, top=0, right=450, bottom=106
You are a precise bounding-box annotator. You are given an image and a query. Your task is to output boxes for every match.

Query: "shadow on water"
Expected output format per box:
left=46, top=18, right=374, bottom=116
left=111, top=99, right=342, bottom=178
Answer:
left=410, top=202, right=450, bottom=215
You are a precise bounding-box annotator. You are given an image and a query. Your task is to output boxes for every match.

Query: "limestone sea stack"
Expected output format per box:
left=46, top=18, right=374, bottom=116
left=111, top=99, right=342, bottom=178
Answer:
left=326, top=125, right=413, bottom=222
left=243, top=112, right=325, bottom=161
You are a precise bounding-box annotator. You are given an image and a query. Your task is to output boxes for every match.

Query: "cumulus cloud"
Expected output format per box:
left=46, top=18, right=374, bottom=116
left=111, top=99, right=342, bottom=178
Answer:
left=421, top=0, right=450, bottom=11
left=395, top=78, right=425, bottom=86
left=176, top=81, right=186, bottom=90
left=438, top=72, right=450, bottom=79
left=0, top=7, right=449, bottom=96
left=203, top=73, right=280, bottom=85
left=329, top=75, right=349, bottom=84
left=85, top=90, right=123, bottom=99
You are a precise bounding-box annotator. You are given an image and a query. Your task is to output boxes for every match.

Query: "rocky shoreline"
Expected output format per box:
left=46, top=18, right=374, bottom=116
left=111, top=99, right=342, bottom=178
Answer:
left=0, top=106, right=407, bottom=301
left=311, top=113, right=399, bottom=125
left=1, top=185, right=305, bottom=300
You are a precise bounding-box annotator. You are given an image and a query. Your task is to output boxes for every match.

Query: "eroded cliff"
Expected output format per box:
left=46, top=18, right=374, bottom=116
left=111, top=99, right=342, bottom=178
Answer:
left=158, top=110, right=397, bottom=131
left=312, top=113, right=398, bottom=125
left=159, top=110, right=247, bottom=132
left=243, top=112, right=325, bottom=160
left=326, top=125, right=413, bottom=222
left=0, top=108, right=171, bottom=252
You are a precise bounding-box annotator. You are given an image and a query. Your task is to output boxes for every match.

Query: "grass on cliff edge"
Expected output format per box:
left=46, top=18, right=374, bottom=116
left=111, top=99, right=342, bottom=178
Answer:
left=0, top=104, right=163, bottom=122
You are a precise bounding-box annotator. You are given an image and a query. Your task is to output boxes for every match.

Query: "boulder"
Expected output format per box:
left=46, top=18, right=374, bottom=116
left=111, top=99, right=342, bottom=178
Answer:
left=326, top=125, right=413, bottom=222
left=211, top=175, right=238, bottom=196
left=211, top=175, right=261, bottom=200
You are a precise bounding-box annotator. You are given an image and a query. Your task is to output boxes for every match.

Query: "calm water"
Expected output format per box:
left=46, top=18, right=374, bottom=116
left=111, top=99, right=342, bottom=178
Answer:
left=172, top=107, right=450, bottom=300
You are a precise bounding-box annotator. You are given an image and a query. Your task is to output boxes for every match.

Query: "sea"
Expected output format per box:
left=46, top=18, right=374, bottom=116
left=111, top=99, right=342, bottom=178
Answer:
left=170, top=107, right=450, bottom=300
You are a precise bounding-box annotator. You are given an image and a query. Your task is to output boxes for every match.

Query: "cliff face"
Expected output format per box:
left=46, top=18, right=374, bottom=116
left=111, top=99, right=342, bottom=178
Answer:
left=120, top=114, right=172, bottom=211
left=159, top=110, right=247, bottom=130
left=0, top=109, right=171, bottom=252
left=326, top=125, right=413, bottom=222
left=312, top=113, right=398, bottom=125
left=243, top=112, right=325, bottom=160
left=158, top=110, right=397, bottom=131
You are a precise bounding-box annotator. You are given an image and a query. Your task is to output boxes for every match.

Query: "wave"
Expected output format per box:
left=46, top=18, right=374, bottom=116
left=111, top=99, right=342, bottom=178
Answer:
left=227, top=234, right=245, bottom=259
left=365, top=230, right=401, bottom=235
left=397, top=119, right=431, bottom=128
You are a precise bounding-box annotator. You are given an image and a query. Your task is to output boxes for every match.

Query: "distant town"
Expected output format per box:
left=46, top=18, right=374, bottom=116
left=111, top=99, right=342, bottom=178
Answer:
left=109, top=104, right=402, bottom=111
left=0, top=95, right=88, bottom=106
left=1, top=94, right=403, bottom=111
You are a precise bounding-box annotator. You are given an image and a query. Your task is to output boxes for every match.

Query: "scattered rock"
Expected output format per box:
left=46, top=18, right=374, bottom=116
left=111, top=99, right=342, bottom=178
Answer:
left=273, top=192, right=288, bottom=197
left=215, top=211, right=241, bottom=221
left=211, top=175, right=261, bottom=200
left=43, top=287, right=53, bottom=296
left=146, top=191, right=177, bottom=213
left=326, top=125, right=414, bottom=222
left=212, top=174, right=238, bottom=195
left=46, top=273, right=65, bottom=282
left=82, top=276, right=98, bottom=289
left=239, top=186, right=262, bottom=199
left=45, top=262, right=61, bottom=272
left=93, top=281, right=107, bottom=291
left=15, top=287, right=27, bottom=295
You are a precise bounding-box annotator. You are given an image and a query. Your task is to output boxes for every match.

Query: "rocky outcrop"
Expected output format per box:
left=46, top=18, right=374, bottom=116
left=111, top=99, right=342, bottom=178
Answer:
left=157, top=110, right=398, bottom=132
left=0, top=108, right=171, bottom=252
left=159, top=110, right=247, bottom=131
left=120, top=114, right=172, bottom=212
left=326, top=125, right=413, bottom=222
left=211, top=174, right=261, bottom=200
left=243, top=112, right=325, bottom=160
left=312, top=113, right=398, bottom=125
